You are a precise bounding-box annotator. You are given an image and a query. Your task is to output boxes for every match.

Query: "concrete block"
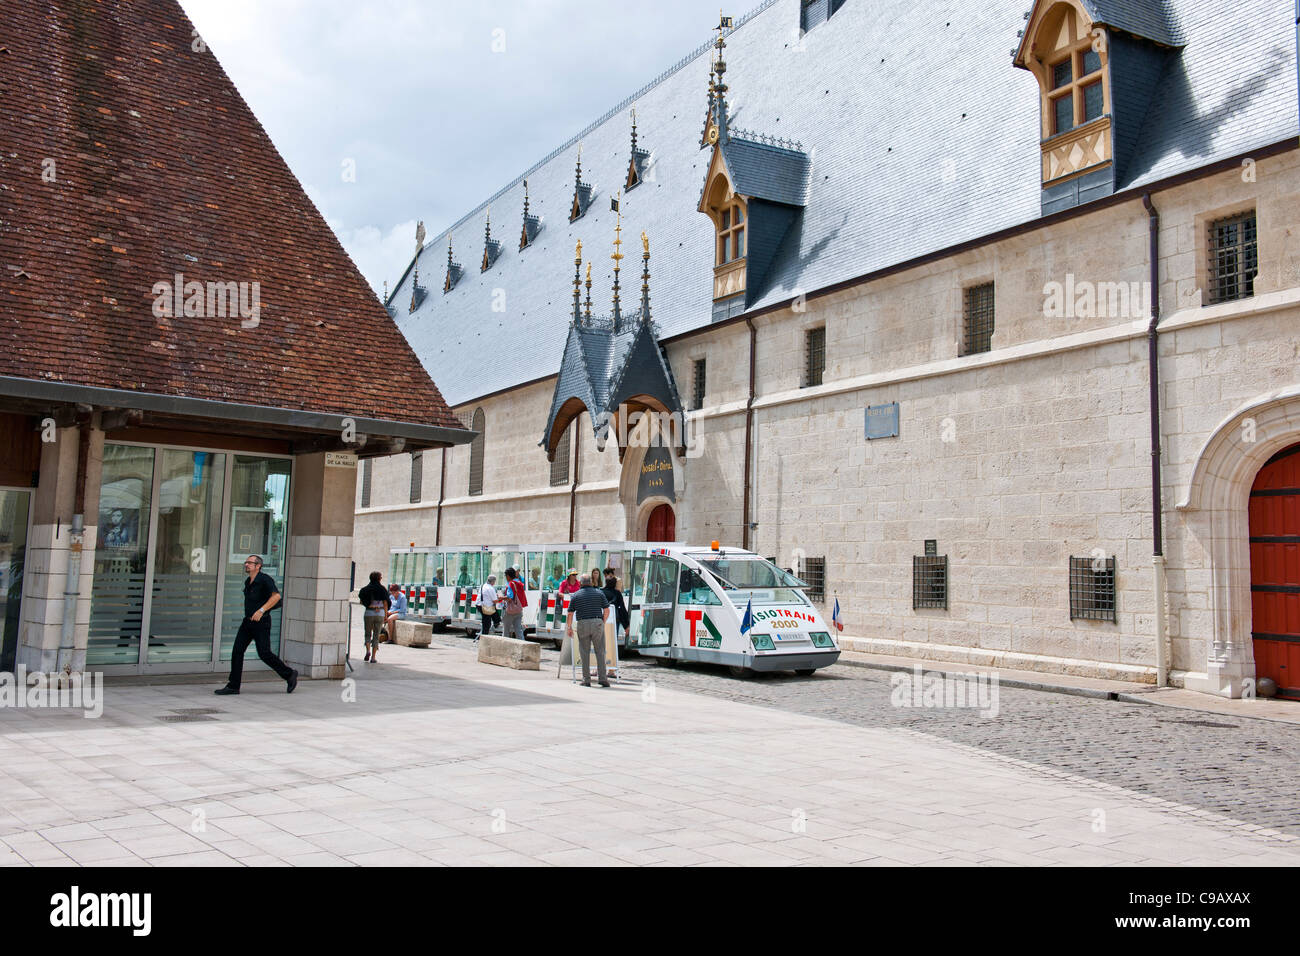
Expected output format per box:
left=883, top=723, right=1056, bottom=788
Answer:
left=477, top=634, right=540, bottom=670
left=394, top=620, right=432, bottom=647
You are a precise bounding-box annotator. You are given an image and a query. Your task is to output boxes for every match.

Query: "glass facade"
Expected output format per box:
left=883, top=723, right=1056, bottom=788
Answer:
left=87, top=443, right=292, bottom=672
left=0, top=489, right=31, bottom=672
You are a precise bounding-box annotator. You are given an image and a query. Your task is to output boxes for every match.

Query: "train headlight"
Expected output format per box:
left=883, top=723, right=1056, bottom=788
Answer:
left=809, top=631, right=835, bottom=648
left=750, top=633, right=775, bottom=651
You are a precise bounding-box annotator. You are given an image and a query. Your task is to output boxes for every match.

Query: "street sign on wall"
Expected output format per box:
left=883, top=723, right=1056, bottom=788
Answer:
left=865, top=402, right=900, bottom=440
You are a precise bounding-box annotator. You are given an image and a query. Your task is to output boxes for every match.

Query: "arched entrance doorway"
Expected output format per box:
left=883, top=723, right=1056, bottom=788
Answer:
left=1249, top=443, right=1300, bottom=699
left=646, top=503, right=675, bottom=542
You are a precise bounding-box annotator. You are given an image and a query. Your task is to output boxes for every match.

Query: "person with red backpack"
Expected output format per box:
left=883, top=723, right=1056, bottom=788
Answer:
left=500, top=566, right=529, bottom=642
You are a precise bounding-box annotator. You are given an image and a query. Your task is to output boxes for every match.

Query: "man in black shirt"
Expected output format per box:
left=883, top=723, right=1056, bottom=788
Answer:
left=566, top=571, right=611, bottom=687
left=215, top=555, right=297, bottom=695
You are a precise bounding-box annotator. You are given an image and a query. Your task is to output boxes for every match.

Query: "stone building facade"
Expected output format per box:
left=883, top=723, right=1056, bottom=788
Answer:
left=358, top=0, right=1300, bottom=697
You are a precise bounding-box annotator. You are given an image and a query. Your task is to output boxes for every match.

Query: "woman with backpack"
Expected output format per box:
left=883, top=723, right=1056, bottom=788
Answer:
left=500, top=567, right=529, bottom=642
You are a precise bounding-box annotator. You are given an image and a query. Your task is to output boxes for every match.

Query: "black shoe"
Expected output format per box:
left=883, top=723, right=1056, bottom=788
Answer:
left=286, top=669, right=298, bottom=694
left=364, top=651, right=370, bottom=662
left=581, top=682, right=592, bottom=687
left=599, top=681, right=611, bottom=687
left=214, top=685, right=239, bottom=695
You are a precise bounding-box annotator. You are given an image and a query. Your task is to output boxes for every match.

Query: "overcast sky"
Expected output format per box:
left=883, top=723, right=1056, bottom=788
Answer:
left=178, top=0, right=729, bottom=298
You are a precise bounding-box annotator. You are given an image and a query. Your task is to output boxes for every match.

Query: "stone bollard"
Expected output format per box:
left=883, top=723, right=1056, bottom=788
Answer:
left=477, top=634, right=541, bottom=671
left=394, top=620, right=433, bottom=648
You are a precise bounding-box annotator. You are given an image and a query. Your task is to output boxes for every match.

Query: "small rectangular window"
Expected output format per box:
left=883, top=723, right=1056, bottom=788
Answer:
left=409, top=452, right=423, bottom=504
left=803, top=326, right=826, bottom=387
left=912, top=554, right=948, bottom=610
left=550, top=426, right=571, bottom=486
left=799, top=556, right=826, bottom=604
left=1053, top=93, right=1073, bottom=134
left=735, top=229, right=745, bottom=259
left=962, top=282, right=995, bottom=356
left=1207, top=212, right=1258, bottom=305
left=1052, top=59, right=1072, bottom=89
left=692, top=359, right=707, bottom=411
left=1083, top=81, right=1104, bottom=122
left=360, top=458, right=372, bottom=509
left=1082, top=48, right=1102, bottom=75
left=1069, top=555, right=1117, bottom=623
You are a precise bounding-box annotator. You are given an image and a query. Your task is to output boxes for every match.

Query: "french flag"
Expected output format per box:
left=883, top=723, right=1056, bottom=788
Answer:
left=832, top=598, right=844, bottom=632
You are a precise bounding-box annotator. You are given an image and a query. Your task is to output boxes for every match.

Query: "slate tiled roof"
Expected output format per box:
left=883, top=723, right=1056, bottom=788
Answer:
left=719, top=134, right=813, bottom=207
left=1084, top=0, right=1185, bottom=46
left=0, top=0, right=460, bottom=432
left=392, top=0, right=1298, bottom=408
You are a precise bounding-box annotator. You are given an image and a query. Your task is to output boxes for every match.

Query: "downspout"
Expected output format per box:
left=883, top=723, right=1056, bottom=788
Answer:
left=1143, top=193, right=1168, bottom=688
left=568, top=423, right=581, bottom=543
left=435, top=447, right=446, bottom=547
left=742, top=317, right=757, bottom=550
left=58, top=416, right=92, bottom=676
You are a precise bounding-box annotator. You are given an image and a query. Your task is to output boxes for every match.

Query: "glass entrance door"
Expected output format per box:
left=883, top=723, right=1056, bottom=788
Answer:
left=628, top=553, right=678, bottom=648
left=146, top=450, right=226, bottom=665
left=88, top=445, right=156, bottom=667
left=219, top=456, right=292, bottom=661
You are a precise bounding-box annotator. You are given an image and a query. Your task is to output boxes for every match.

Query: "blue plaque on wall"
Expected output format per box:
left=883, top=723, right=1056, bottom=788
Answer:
left=865, top=402, right=900, bottom=440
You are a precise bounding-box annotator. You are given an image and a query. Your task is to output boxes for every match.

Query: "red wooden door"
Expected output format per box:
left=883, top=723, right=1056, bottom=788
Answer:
left=1249, top=443, right=1300, bottom=699
left=646, top=504, right=675, bottom=543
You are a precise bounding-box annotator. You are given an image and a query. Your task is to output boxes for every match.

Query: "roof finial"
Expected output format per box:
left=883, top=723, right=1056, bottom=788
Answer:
left=572, top=240, right=583, bottom=322
left=584, top=261, right=593, bottom=320
left=610, top=190, right=624, bottom=320
left=640, top=231, right=651, bottom=323
left=713, top=13, right=732, bottom=144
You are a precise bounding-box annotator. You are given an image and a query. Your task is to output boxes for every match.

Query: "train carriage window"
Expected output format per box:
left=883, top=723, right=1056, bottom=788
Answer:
left=526, top=552, right=543, bottom=589
left=678, top=568, right=721, bottom=605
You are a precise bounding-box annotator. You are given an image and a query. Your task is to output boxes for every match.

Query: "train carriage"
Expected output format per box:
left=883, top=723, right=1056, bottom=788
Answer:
left=388, top=541, right=840, bottom=676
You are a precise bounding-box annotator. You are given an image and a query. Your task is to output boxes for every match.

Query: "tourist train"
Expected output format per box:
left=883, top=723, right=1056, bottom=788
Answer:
left=387, top=541, right=841, bottom=675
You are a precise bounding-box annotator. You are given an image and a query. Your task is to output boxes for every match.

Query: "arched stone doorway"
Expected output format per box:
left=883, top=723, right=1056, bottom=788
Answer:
left=646, top=503, right=676, bottom=542
left=1248, top=442, right=1300, bottom=699
left=1179, top=384, right=1300, bottom=697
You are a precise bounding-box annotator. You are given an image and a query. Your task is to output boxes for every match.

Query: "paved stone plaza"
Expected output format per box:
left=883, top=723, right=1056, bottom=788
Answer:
left=0, top=635, right=1297, bottom=866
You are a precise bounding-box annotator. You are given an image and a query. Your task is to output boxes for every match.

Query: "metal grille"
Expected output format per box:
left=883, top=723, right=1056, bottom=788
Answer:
left=1207, top=212, right=1257, bottom=305
left=912, top=555, right=948, bottom=610
left=1069, top=555, right=1117, bottom=623
left=963, top=282, right=995, bottom=355
left=804, top=326, right=825, bottom=387
left=799, top=556, right=826, bottom=604
left=468, top=408, right=485, bottom=497
left=692, top=359, right=707, bottom=410
left=360, top=458, right=372, bottom=508
left=409, top=452, right=423, bottom=504
left=549, top=426, right=570, bottom=486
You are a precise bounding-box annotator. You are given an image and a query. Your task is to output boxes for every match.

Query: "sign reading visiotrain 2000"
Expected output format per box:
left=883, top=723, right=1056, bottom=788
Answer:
left=752, top=608, right=817, bottom=624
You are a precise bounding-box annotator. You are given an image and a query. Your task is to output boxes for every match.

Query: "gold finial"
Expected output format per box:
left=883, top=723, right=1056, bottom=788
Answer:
left=641, top=231, right=649, bottom=255
left=586, top=262, right=592, bottom=282
left=575, top=239, right=582, bottom=261
left=611, top=191, right=624, bottom=265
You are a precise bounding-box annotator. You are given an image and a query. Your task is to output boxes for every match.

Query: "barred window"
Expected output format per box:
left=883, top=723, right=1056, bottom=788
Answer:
left=1207, top=212, right=1257, bottom=305
left=468, top=408, right=485, bottom=497
left=799, top=556, right=826, bottom=604
left=1069, top=555, right=1116, bottom=623
left=962, top=282, right=994, bottom=355
left=550, top=425, right=570, bottom=486
left=409, top=452, right=423, bottom=504
left=912, top=554, right=948, bottom=610
left=360, top=458, right=372, bottom=509
left=692, top=359, right=707, bottom=411
left=804, top=326, right=825, bottom=388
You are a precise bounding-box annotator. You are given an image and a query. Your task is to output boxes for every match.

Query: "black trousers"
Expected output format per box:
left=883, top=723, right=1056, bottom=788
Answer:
left=226, top=616, right=293, bottom=689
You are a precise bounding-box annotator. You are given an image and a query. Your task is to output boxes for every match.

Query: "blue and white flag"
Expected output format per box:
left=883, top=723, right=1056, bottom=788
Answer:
left=740, top=597, right=754, bottom=635
left=832, top=597, right=844, bottom=632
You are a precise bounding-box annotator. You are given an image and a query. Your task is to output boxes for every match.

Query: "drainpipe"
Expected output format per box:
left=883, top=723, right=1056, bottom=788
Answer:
left=742, top=317, right=757, bottom=551
left=57, top=419, right=92, bottom=676
left=568, top=423, right=581, bottom=543
left=435, top=447, right=446, bottom=547
left=1143, top=193, right=1168, bottom=688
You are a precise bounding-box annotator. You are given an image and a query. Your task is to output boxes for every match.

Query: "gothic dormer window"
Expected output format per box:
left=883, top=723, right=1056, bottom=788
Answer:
left=569, top=146, right=594, bottom=222
left=716, top=200, right=746, bottom=265
left=481, top=210, right=501, bottom=273
left=626, top=109, right=650, bottom=191
left=519, top=179, right=541, bottom=250
left=702, top=166, right=746, bottom=302
left=443, top=235, right=463, bottom=293
left=1015, top=2, right=1112, bottom=198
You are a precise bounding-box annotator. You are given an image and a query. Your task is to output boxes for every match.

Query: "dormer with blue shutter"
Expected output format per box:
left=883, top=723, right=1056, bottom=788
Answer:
left=1014, top=0, right=1184, bottom=214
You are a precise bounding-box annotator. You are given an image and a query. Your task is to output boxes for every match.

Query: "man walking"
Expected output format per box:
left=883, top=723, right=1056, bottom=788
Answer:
left=215, top=555, right=297, bottom=695
left=566, top=571, right=611, bottom=687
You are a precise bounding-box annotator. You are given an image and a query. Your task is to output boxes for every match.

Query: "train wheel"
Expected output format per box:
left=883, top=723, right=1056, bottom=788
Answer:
left=655, top=655, right=678, bottom=667
left=728, top=665, right=751, bottom=678
left=794, top=668, right=816, bottom=677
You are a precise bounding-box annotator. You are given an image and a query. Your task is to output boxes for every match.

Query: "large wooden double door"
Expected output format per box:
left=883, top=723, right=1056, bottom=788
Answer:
left=1250, top=444, right=1300, bottom=699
